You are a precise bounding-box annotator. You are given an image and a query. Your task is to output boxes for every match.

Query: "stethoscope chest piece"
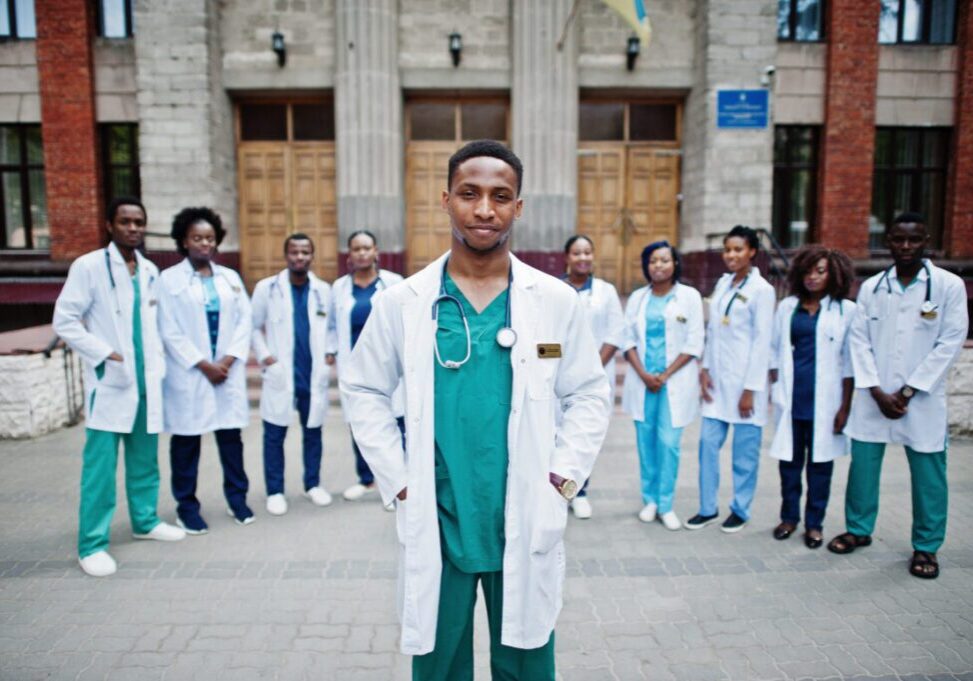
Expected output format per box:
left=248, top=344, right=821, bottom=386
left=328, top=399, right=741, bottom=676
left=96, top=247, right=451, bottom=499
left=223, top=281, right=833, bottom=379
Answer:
left=496, top=326, right=517, bottom=349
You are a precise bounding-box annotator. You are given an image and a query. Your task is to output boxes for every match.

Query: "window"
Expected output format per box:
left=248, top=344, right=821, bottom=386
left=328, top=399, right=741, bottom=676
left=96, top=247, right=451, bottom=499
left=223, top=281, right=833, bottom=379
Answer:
left=239, top=102, right=335, bottom=142
left=407, top=101, right=509, bottom=143
left=96, top=0, right=133, bottom=38
left=871, top=127, right=949, bottom=250
left=100, top=124, right=140, bottom=203
left=879, top=0, right=955, bottom=44
left=772, top=126, right=819, bottom=248
left=0, top=0, right=37, bottom=39
left=777, top=0, right=825, bottom=41
left=0, top=125, right=47, bottom=250
left=578, top=102, right=678, bottom=142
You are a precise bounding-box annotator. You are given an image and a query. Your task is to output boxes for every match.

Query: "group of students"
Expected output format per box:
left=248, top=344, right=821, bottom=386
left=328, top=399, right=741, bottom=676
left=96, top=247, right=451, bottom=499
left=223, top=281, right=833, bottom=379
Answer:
left=52, top=197, right=402, bottom=577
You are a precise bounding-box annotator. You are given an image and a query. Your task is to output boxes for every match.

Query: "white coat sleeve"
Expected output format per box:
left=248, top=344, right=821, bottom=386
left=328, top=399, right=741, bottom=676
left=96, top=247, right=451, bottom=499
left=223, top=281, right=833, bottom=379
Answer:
left=52, top=258, right=114, bottom=366
left=743, top=285, right=775, bottom=392
left=225, top=275, right=252, bottom=362
left=339, top=293, right=408, bottom=506
left=684, top=289, right=705, bottom=359
left=848, top=287, right=881, bottom=389
left=906, top=278, right=969, bottom=393
left=325, top=287, right=338, bottom=356
left=157, top=281, right=206, bottom=370
left=603, top=284, right=626, bottom=349
left=250, top=282, right=271, bottom=363
left=769, top=302, right=786, bottom=372
left=841, top=301, right=855, bottom=380
left=551, top=296, right=612, bottom=485
left=701, top=297, right=715, bottom=372
left=619, top=292, right=639, bottom=352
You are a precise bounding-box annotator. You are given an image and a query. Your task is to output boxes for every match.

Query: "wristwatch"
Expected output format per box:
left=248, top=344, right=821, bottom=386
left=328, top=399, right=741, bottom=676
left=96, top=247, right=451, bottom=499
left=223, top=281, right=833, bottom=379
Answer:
left=901, top=386, right=916, bottom=399
left=549, top=473, right=579, bottom=501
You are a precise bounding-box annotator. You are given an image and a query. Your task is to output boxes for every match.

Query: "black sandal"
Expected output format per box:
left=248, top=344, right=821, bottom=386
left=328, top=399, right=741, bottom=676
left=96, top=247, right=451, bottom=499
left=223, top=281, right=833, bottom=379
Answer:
left=909, top=551, right=940, bottom=579
left=773, top=522, right=796, bottom=540
left=827, top=532, right=872, bottom=554
left=804, top=530, right=823, bottom=549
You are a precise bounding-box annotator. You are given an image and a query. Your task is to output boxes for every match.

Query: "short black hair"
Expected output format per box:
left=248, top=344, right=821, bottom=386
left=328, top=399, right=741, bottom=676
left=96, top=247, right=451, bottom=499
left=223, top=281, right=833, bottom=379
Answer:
left=284, top=232, right=315, bottom=254
left=447, top=140, right=523, bottom=196
left=890, top=211, right=927, bottom=232
left=641, top=240, right=682, bottom=283
left=170, top=207, right=226, bottom=257
left=564, top=234, right=594, bottom=254
left=106, top=196, right=146, bottom=224
left=347, top=229, right=377, bottom=248
left=724, top=225, right=760, bottom=251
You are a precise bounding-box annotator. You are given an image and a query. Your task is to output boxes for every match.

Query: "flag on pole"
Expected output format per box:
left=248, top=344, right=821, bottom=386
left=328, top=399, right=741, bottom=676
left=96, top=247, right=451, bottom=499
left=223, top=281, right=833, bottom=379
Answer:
left=601, top=0, right=652, bottom=46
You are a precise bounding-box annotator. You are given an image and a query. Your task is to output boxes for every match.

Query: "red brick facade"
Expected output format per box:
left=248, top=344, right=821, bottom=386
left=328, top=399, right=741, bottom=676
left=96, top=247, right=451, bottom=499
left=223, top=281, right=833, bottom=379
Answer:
left=35, top=0, right=102, bottom=262
left=946, top=0, right=973, bottom=258
left=816, top=0, right=880, bottom=258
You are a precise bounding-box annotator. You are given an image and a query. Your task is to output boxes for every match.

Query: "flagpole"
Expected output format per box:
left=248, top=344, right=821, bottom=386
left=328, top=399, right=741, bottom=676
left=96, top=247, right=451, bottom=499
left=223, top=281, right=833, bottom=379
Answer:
left=556, top=0, right=583, bottom=51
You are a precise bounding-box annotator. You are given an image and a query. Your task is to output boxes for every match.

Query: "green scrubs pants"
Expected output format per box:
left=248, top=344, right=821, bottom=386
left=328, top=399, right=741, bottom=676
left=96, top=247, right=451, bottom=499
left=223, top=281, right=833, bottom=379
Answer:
left=846, top=440, right=948, bottom=553
left=412, top=558, right=555, bottom=681
left=78, top=396, right=160, bottom=558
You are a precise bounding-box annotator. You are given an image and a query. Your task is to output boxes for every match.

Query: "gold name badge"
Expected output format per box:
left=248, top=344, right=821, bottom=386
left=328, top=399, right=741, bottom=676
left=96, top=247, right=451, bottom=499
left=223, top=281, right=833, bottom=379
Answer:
left=537, top=343, right=562, bottom=359
left=921, top=310, right=938, bottom=320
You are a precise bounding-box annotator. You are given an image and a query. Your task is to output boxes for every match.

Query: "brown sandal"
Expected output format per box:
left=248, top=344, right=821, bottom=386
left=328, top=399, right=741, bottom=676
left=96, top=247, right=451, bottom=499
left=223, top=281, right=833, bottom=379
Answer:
left=909, top=551, right=939, bottom=579
left=827, top=532, right=872, bottom=554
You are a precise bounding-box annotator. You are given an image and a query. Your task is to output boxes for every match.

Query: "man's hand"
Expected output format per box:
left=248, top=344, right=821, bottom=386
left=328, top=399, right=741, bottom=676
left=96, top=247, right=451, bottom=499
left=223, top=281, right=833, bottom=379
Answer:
left=769, top=369, right=778, bottom=384
left=397, top=487, right=407, bottom=501
left=107, top=352, right=124, bottom=362
left=700, top=369, right=714, bottom=403
left=641, top=371, right=663, bottom=393
left=197, top=360, right=229, bottom=385
left=738, top=390, right=755, bottom=419
left=217, top=355, right=236, bottom=371
left=870, top=387, right=907, bottom=420
left=262, top=356, right=277, bottom=367
left=325, top=353, right=336, bottom=366
left=833, top=405, right=850, bottom=434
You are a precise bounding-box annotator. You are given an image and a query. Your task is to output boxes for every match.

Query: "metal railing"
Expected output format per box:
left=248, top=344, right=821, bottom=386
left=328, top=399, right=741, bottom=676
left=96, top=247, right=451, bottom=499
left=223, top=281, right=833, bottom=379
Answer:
left=753, top=228, right=791, bottom=297
left=43, top=334, right=84, bottom=427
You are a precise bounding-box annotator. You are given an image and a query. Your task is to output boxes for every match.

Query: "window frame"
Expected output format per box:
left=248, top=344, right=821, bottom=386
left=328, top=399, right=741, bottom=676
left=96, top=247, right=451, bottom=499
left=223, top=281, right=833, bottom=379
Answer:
left=777, top=0, right=827, bottom=43
left=879, top=0, right=956, bottom=45
left=99, top=122, right=140, bottom=204
left=772, top=125, right=820, bottom=249
left=0, top=124, right=46, bottom=251
left=95, top=0, right=133, bottom=38
left=0, top=0, right=36, bottom=40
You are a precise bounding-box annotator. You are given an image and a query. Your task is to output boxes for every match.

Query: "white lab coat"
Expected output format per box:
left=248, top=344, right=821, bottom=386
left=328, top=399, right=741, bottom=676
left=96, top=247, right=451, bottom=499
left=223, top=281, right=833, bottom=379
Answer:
left=157, top=258, right=252, bottom=436
left=620, top=283, right=705, bottom=429
left=53, top=242, right=166, bottom=434
left=846, top=260, right=968, bottom=453
left=768, top=296, right=856, bottom=463
left=340, top=252, right=611, bottom=655
left=326, top=269, right=405, bottom=420
left=575, top=277, right=626, bottom=397
left=701, top=267, right=776, bottom=426
left=251, top=270, right=333, bottom=428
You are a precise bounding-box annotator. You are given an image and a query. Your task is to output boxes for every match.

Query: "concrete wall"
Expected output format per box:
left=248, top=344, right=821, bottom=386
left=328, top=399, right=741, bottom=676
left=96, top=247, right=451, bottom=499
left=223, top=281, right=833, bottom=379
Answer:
left=949, top=345, right=973, bottom=436
left=0, top=42, right=40, bottom=122
left=0, top=348, right=83, bottom=440
left=876, top=46, right=957, bottom=126
left=774, top=43, right=825, bottom=124
left=94, top=40, right=138, bottom=122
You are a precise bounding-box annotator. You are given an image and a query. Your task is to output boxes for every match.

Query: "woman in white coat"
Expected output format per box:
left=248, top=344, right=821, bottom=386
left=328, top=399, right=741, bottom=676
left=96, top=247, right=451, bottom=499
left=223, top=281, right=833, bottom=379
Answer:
left=158, top=207, right=253, bottom=534
left=560, top=235, right=625, bottom=519
left=325, top=230, right=404, bottom=503
left=768, top=245, right=856, bottom=549
left=621, top=241, right=704, bottom=531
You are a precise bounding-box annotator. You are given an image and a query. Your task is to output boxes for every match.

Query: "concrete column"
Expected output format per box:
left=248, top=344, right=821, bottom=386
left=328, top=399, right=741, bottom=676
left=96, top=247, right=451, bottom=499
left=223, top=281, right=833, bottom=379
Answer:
left=334, top=0, right=404, bottom=252
left=511, top=0, right=578, bottom=253
left=946, top=0, right=973, bottom=257
left=133, top=0, right=235, bottom=250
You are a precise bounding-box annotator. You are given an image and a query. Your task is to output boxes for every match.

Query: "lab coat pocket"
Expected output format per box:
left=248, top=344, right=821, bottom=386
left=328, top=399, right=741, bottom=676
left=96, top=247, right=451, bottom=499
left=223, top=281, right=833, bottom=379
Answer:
left=262, top=362, right=288, bottom=391
left=394, top=498, right=408, bottom=546
left=529, top=483, right=568, bottom=554
left=527, top=360, right=559, bottom=401
left=99, top=359, right=134, bottom=389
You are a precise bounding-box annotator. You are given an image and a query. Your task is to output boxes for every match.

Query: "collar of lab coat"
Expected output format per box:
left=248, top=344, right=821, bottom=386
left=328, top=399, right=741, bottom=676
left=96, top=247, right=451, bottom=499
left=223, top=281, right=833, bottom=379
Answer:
left=273, top=268, right=324, bottom=294
left=170, top=256, right=235, bottom=293
left=405, top=250, right=537, bottom=298
left=106, top=240, right=152, bottom=271
left=886, top=259, right=931, bottom=284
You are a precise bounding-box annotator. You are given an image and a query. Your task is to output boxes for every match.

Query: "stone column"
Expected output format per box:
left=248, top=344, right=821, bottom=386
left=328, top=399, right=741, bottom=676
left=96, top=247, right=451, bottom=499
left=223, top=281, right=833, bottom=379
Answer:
left=511, top=0, right=578, bottom=256
left=946, top=0, right=973, bottom=257
left=133, top=0, right=235, bottom=250
left=334, top=0, right=404, bottom=254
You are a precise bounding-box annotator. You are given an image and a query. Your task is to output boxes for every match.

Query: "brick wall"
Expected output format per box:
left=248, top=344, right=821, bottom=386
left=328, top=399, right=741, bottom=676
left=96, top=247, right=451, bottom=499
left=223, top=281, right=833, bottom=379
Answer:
left=816, top=1, right=880, bottom=257
left=35, top=0, right=103, bottom=262
left=947, top=0, right=973, bottom=258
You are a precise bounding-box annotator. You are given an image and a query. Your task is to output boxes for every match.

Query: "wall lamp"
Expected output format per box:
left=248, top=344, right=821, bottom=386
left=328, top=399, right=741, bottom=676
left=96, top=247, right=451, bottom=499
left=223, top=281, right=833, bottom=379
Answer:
left=272, top=31, right=286, bottom=67
left=449, top=32, right=462, bottom=67
left=626, top=36, right=640, bottom=71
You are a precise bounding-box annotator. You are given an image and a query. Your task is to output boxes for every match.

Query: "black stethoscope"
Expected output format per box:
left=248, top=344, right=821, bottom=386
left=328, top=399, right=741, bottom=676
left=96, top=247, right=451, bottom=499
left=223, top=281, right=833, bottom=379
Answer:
left=720, top=273, right=750, bottom=325
left=431, top=259, right=516, bottom=370
left=105, top=248, right=151, bottom=316
left=873, top=263, right=936, bottom=317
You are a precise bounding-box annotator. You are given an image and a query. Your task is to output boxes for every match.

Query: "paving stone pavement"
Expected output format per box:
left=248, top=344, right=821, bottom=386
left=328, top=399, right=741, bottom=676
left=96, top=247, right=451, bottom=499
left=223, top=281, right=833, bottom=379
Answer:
left=1, top=407, right=972, bottom=681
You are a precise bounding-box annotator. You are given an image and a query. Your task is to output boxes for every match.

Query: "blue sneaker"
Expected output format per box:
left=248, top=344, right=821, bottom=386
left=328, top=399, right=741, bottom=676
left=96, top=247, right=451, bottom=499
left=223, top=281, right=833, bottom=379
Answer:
left=720, top=512, right=748, bottom=534
left=684, top=512, right=719, bottom=530
left=176, top=514, right=208, bottom=535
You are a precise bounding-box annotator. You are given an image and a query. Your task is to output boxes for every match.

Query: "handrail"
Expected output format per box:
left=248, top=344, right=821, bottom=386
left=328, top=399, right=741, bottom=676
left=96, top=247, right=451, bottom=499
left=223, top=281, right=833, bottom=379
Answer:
left=42, top=333, right=61, bottom=358
left=754, top=228, right=791, bottom=270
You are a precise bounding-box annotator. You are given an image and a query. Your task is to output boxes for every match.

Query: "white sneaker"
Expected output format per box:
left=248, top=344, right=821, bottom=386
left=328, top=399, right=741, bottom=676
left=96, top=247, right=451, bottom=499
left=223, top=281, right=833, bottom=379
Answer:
left=305, top=487, right=333, bottom=507
left=342, top=483, right=376, bottom=501
left=570, top=497, right=593, bottom=519
left=226, top=507, right=255, bottom=526
left=266, top=493, right=288, bottom=516
left=133, top=522, right=186, bottom=541
left=78, top=551, right=117, bottom=577
left=660, top=511, right=681, bottom=531
left=638, top=502, right=658, bottom=523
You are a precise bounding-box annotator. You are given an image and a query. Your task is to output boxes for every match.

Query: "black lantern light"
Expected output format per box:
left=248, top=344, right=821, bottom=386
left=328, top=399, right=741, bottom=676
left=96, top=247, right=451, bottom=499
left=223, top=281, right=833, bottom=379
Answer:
left=272, top=31, right=286, bottom=67
left=626, top=35, right=640, bottom=71
left=449, top=32, right=462, bottom=68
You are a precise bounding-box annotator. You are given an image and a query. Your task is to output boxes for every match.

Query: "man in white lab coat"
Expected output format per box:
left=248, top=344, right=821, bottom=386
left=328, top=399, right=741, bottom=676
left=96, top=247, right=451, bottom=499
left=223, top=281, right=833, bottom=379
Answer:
left=832, top=213, right=969, bottom=579
left=340, top=140, right=611, bottom=680
left=53, top=197, right=186, bottom=578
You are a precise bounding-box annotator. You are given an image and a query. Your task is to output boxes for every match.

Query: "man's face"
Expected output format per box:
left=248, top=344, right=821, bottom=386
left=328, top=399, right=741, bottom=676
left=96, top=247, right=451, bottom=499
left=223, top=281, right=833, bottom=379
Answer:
left=107, top=204, right=147, bottom=250
left=886, top=222, right=928, bottom=268
left=285, top=238, right=314, bottom=275
left=442, top=156, right=523, bottom=254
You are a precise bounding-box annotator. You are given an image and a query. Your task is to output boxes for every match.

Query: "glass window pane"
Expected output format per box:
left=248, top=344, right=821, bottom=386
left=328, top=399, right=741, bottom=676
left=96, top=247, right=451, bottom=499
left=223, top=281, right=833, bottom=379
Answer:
left=920, top=172, right=944, bottom=247
left=894, top=130, right=918, bottom=167
left=25, top=126, right=42, bottom=165
left=106, top=125, right=131, bottom=164
left=929, top=0, right=955, bottom=43
left=902, top=0, right=922, bottom=41
left=794, top=0, right=822, bottom=40
left=787, top=169, right=813, bottom=246
left=922, top=129, right=947, bottom=167
left=578, top=103, right=624, bottom=141
left=240, top=104, right=287, bottom=141
left=460, top=103, right=507, bottom=141
left=14, top=0, right=35, bottom=38
left=879, top=0, right=900, bottom=43
left=0, top=2, right=11, bottom=37
left=28, top=168, right=47, bottom=249
left=100, top=0, right=128, bottom=38
left=874, top=129, right=891, bottom=166
left=109, top=167, right=135, bottom=199
left=409, top=103, right=455, bottom=141
left=870, top=171, right=889, bottom=250
left=630, top=104, right=676, bottom=141
left=0, top=127, right=21, bottom=165
left=777, top=0, right=791, bottom=39
left=893, top=173, right=914, bottom=216
left=774, top=127, right=789, bottom=161
left=293, top=103, right=335, bottom=141
left=3, top=173, right=25, bottom=247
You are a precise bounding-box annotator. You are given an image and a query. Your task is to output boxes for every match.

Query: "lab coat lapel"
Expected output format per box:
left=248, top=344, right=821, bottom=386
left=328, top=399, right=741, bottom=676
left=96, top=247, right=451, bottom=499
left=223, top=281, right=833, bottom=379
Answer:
left=105, top=242, right=134, bottom=357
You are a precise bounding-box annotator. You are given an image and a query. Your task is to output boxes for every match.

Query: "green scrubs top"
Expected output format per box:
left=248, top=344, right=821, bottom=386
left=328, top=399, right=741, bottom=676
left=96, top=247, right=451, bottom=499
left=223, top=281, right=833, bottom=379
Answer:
left=434, top=272, right=512, bottom=574
left=132, top=267, right=146, bottom=396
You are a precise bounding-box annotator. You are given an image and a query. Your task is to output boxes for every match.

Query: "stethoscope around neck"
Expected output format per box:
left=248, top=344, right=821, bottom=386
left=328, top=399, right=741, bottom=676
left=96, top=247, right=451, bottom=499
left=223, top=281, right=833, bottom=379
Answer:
left=431, top=259, right=516, bottom=370
left=873, top=262, right=935, bottom=315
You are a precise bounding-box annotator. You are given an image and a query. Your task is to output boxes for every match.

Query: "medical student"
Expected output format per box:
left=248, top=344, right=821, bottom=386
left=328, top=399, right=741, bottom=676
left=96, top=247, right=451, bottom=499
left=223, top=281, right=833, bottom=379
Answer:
left=768, top=245, right=855, bottom=549
left=340, top=140, right=611, bottom=680
left=158, top=207, right=254, bottom=534
left=251, top=233, right=334, bottom=515
left=53, top=197, right=186, bottom=577
left=687, top=225, right=775, bottom=533
left=560, top=234, right=625, bottom=520
left=325, top=230, right=404, bottom=504
left=831, top=213, right=967, bottom=579
left=621, top=241, right=704, bottom=531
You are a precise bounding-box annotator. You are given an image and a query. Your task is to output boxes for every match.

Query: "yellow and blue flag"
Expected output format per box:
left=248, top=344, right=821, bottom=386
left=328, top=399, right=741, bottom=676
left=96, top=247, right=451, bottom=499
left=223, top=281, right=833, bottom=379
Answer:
left=602, top=0, right=652, bottom=45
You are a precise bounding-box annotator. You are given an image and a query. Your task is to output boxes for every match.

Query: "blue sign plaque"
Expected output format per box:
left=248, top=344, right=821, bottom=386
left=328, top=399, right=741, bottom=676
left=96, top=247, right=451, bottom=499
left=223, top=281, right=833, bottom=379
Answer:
left=717, top=89, right=769, bottom=129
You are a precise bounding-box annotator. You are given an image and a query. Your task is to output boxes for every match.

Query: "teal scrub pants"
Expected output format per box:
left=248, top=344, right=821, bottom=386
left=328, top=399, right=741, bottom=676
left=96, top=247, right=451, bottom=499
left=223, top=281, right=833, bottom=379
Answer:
left=846, top=439, right=948, bottom=553
left=412, top=558, right=555, bottom=681
left=635, top=386, right=683, bottom=513
left=78, top=396, right=161, bottom=558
